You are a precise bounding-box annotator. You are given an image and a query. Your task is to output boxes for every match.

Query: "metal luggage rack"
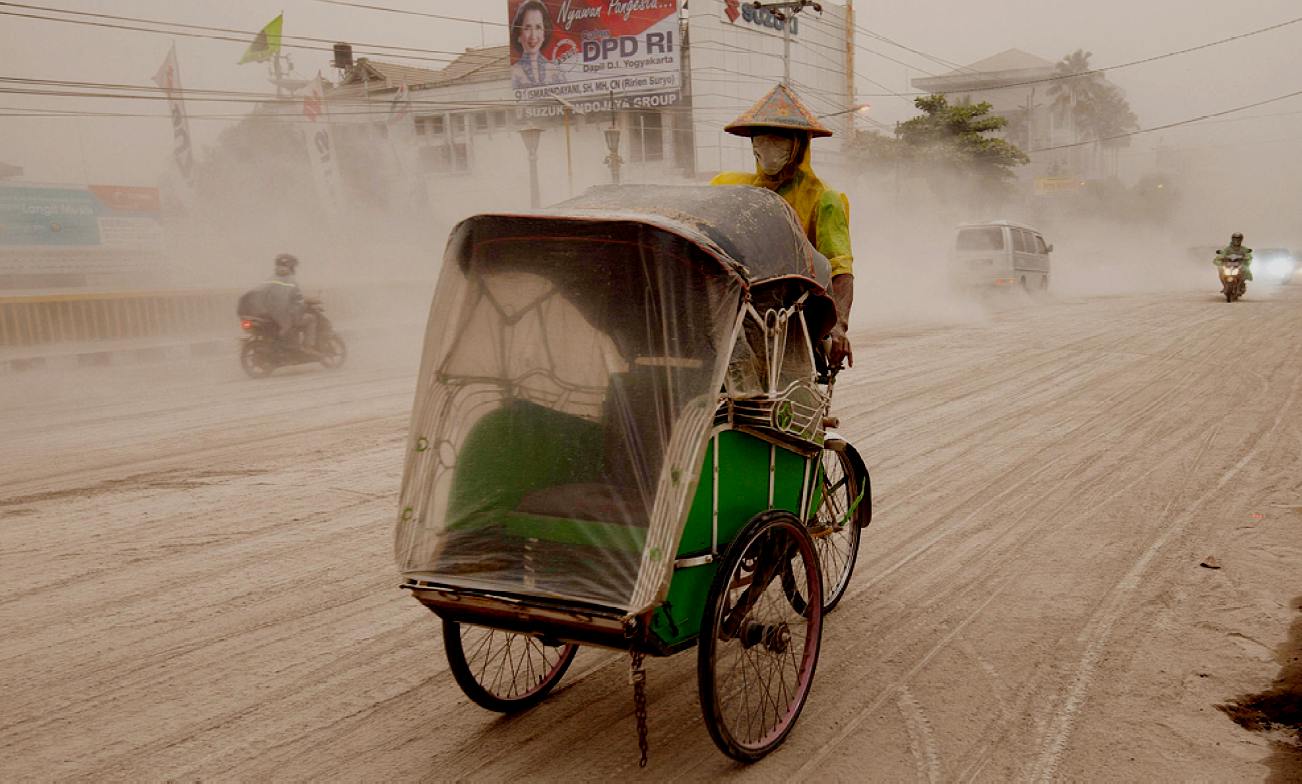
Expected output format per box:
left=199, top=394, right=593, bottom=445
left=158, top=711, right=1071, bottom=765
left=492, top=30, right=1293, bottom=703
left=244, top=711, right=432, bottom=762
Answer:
left=715, top=378, right=829, bottom=446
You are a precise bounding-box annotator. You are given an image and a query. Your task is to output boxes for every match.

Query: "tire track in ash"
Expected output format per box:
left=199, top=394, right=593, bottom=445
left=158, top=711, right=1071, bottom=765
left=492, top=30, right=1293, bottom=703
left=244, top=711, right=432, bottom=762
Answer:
left=838, top=347, right=1188, bottom=572
left=0, top=425, right=407, bottom=611
left=840, top=358, right=1203, bottom=611
left=870, top=305, right=1283, bottom=781
left=364, top=313, right=1155, bottom=778
left=778, top=318, right=1237, bottom=777
left=0, top=357, right=416, bottom=494
left=398, top=317, right=1171, bottom=776
left=307, top=294, right=1239, bottom=776
left=899, top=687, right=943, bottom=783
left=348, top=293, right=1281, bottom=776
left=403, top=298, right=1225, bottom=780
left=790, top=416, right=1207, bottom=779
left=0, top=509, right=400, bottom=738
left=1026, top=344, right=1302, bottom=782
left=0, top=406, right=410, bottom=502
left=839, top=294, right=1222, bottom=430
left=663, top=371, right=1209, bottom=781
left=839, top=300, right=1213, bottom=503
left=618, top=312, right=1214, bottom=780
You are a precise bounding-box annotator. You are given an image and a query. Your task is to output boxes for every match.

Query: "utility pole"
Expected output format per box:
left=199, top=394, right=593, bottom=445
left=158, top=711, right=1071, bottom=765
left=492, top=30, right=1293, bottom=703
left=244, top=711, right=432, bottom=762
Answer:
left=845, top=0, right=855, bottom=138
left=752, top=1, right=823, bottom=86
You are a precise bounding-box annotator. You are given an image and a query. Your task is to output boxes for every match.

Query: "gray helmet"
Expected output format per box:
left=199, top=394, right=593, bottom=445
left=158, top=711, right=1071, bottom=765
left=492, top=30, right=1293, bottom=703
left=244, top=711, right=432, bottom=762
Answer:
left=274, top=253, right=298, bottom=272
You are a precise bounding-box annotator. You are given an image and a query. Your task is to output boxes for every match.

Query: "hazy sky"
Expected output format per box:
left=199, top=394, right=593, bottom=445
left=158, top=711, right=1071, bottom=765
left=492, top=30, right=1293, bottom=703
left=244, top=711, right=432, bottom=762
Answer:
left=3, top=0, right=1301, bottom=184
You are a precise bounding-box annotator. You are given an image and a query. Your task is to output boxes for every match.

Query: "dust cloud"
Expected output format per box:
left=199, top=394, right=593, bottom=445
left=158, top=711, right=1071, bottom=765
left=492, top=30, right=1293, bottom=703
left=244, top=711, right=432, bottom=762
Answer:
left=827, top=128, right=1301, bottom=337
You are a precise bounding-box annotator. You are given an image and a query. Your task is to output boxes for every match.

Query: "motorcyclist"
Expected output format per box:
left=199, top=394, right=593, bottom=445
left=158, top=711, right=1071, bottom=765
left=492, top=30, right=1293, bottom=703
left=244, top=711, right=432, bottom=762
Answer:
left=710, top=83, right=856, bottom=368
left=1214, top=232, right=1253, bottom=282
left=264, top=253, right=319, bottom=353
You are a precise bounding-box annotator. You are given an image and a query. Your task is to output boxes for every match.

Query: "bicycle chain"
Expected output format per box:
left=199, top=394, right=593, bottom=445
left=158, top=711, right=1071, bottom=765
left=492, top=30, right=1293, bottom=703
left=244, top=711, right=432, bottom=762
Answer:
left=630, top=648, right=649, bottom=768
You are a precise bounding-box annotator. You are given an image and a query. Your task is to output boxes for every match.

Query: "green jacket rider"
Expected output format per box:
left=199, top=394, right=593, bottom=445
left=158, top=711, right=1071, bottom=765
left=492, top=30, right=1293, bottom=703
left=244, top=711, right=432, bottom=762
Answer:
left=1214, top=232, right=1253, bottom=281
left=711, top=83, right=856, bottom=368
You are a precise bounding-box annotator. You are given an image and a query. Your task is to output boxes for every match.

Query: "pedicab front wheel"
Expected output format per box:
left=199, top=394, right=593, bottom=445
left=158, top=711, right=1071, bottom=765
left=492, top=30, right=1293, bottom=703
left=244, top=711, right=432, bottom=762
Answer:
left=810, top=445, right=864, bottom=612
left=442, top=620, right=578, bottom=713
left=698, top=510, right=823, bottom=762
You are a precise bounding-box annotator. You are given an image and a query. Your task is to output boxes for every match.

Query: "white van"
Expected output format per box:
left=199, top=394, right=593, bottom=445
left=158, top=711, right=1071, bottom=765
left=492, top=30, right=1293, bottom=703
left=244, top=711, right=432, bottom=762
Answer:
left=951, top=221, right=1053, bottom=291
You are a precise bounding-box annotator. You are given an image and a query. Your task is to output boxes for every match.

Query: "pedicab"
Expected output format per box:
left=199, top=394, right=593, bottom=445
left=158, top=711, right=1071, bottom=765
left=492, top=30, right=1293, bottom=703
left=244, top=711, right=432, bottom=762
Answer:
left=395, top=184, right=872, bottom=764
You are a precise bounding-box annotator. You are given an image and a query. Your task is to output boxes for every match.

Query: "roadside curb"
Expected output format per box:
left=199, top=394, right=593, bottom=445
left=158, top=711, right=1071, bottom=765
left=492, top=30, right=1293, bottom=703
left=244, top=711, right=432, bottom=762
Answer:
left=1, top=337, right=232, bottom=374
left=0, top=324, right=412, bottom=375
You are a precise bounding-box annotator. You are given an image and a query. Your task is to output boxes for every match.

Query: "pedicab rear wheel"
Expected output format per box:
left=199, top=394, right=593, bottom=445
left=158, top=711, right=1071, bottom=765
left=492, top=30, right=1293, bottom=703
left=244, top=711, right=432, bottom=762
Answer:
left=442, top=620, right=577, bottom=713
left=808, top=446, right=862, bottom=613
left=698, top=510, right=823, bottom=762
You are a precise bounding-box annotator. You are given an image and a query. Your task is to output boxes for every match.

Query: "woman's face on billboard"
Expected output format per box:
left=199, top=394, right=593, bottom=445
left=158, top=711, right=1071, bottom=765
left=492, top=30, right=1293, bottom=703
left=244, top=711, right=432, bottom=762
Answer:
left=519, top=9, right=545, bottom=55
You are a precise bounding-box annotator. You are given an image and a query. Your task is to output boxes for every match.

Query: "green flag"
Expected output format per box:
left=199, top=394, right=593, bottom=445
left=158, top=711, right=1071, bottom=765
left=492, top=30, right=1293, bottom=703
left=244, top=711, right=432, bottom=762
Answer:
left=238, top=13, right=283, bottom=64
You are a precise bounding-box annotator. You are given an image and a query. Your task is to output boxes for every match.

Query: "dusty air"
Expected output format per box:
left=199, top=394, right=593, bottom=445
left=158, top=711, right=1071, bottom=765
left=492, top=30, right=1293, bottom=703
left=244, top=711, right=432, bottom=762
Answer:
left=1, top=0, right=1299, bottom=779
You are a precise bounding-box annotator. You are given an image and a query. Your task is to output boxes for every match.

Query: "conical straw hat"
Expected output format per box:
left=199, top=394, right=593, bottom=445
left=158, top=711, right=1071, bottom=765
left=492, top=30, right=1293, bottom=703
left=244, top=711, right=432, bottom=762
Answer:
left=724, top=82, right=833, bottom=138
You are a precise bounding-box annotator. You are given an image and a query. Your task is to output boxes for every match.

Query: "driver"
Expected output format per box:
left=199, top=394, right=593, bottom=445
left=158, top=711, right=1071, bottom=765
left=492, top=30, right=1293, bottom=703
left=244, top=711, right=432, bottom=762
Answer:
left=265, top=253, right=319, bottom=352
left=1214, top=232, right=1253, bottom=281
left=711, top=83, right=855, bottom=368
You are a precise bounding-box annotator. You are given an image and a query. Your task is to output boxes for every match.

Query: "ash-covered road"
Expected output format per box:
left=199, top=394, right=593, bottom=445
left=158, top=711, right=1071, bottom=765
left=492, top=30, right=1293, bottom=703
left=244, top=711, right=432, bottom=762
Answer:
left=3, top=285, right=1299, bottom=781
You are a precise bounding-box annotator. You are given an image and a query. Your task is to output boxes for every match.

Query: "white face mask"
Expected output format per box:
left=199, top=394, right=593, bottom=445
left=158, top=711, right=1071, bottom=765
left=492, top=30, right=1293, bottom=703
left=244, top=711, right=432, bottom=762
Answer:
left=752, top=134, right=795, bottom=176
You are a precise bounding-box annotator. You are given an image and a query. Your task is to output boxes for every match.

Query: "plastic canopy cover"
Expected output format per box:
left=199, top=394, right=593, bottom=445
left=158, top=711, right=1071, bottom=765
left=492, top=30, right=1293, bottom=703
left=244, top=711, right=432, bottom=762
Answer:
left=395, top=185, right=833, bottom=615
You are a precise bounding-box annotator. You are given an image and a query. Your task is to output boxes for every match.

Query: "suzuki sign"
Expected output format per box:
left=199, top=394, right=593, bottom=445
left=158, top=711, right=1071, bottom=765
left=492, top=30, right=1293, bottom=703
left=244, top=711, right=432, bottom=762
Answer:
left=724, top=1, right=800, bottom=35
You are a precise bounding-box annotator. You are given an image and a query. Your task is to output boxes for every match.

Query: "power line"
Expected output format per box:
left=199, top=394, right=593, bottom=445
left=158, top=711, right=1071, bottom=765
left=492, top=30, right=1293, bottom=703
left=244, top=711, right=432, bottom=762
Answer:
left=0, top=4, right=500, bottom=66
left=858, top=13, right=1302, bottom=97
left=1030, top=86, right=1302, bottom=152
left=851, top=21, right=973, bottom=75
left=0, top=1, right=481, bottom=58
left=310, top=0, right=506, bottom=27
left=6, top=1, right=924, bottom=107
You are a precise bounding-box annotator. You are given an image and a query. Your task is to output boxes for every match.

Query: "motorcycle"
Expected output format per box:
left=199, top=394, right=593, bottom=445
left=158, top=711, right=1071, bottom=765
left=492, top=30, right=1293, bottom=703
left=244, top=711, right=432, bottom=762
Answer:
left=238, top=298, right=347, bottom=378
left=1218, top=253, right=1247, bottom=303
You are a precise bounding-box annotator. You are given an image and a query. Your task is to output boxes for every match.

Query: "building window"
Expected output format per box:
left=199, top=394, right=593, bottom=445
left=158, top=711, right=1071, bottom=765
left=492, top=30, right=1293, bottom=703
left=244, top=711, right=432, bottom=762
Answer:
left=629, top=111, right=663, bottom=163
left=474, top=112, right=490, bottom=133
left=493, top=110, right=508, bottom=129
left=418, top=143, right=470, bottom=174
left=414, top=115, right=444, bottom=136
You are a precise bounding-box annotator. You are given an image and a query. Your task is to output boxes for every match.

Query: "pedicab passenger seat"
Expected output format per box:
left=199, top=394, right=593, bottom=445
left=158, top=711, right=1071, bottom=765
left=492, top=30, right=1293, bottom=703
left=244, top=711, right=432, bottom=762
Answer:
left=512, top=360, right=695, bottom=530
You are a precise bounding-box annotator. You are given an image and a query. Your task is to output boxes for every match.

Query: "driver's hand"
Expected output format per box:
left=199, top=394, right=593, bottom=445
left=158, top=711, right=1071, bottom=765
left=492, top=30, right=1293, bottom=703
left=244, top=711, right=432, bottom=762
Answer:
left=829, top=328, right=853, bottom=369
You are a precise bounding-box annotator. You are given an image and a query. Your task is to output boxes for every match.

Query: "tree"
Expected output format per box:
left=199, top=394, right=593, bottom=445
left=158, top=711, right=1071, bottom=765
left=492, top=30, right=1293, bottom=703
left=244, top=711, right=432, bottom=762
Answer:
left=1046, top=49, right=1105, bottom=140
left=845, top=95, right=1028, bottom=205
left=1047, top=49, right=1139, bottom=148
left=894, top=94, right=1030, bottom=184
left=1075, top=82, right=1139, bottom=146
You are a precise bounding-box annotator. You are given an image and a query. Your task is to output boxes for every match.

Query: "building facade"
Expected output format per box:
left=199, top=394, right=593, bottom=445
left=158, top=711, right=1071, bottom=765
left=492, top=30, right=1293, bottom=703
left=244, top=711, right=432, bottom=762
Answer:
left=911, top=49, right=1125, bottom=182
left=318, top=2, right=855, bottom=218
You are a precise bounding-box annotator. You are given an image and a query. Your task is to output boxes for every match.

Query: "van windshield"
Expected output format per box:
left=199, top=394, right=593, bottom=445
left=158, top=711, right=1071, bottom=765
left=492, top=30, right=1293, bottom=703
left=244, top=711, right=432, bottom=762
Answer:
left=956, top=227, right=1004, bottom=251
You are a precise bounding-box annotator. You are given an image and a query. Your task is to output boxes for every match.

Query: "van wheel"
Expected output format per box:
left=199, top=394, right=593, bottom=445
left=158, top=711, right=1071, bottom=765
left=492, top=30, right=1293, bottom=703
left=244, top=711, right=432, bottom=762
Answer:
left=1020, top=276, right=1028, bottom=291
left=1041, top=275, right=1049, bottom=291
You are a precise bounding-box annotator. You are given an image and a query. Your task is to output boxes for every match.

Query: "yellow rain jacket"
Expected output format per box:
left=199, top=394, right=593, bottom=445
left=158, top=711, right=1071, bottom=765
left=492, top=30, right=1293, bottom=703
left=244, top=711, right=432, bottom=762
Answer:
left=710, top=143, right=854, bottom=278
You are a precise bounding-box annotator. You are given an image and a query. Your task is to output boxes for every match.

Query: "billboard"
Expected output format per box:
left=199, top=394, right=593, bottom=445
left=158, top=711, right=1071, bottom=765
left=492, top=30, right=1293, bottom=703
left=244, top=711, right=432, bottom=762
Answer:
left=0, top=184, right=163, bottom=249
left=507, top=0, right=681, bottom=116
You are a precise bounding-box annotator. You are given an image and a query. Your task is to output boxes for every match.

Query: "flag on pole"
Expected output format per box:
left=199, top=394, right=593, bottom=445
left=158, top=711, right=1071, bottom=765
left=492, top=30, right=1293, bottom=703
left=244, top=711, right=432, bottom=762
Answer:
left=302, top=74, right=340, bottom=213
left=152, top=43, right=195, bottom=184
left=303, top=75, right=323, bottom=121
left=387, top=81, right=411, bottom=124
left=238, top=13, right=283, bottom=64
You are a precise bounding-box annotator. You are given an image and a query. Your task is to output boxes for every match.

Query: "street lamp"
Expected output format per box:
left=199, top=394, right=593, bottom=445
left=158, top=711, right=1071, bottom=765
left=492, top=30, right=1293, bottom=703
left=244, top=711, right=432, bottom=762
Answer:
left=518, top=126, right=543, bottom=208
left=603, top=126, right=622, bottom=185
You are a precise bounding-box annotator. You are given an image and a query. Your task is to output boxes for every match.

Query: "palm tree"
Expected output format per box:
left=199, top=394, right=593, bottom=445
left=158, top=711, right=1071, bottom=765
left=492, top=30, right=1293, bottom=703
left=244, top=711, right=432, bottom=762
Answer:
left=1046, top=49, right=1104, bottom=143
left=1075, top=84, right=1139, bottom=176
